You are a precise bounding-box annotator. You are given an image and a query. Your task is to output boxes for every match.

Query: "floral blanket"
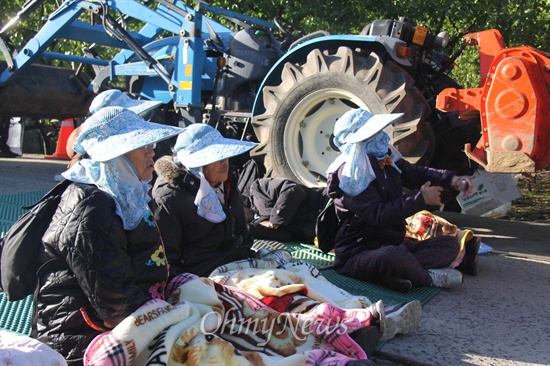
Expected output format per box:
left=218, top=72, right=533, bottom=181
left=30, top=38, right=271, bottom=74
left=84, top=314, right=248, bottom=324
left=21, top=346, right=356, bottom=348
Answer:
left=84, top=261, right=376, bottom=366
left=406, top=210, right=475, bottom=268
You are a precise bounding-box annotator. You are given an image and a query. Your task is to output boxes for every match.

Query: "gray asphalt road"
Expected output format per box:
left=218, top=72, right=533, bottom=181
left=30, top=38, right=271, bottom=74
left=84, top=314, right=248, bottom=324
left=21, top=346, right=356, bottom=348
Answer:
left=1, top=154, right=549, bottom=366
left=0, top=154, right=67, bottom=195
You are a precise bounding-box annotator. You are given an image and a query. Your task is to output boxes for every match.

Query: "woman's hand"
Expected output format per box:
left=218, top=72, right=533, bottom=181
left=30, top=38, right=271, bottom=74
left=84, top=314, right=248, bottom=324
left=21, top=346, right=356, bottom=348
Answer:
left=259, top=220, right=279, bottom=230
left=259, top=220, right=272, bottom=228
left=452, top=175, right=474, bottom=197
left=420, top=181, right=444, bottom=207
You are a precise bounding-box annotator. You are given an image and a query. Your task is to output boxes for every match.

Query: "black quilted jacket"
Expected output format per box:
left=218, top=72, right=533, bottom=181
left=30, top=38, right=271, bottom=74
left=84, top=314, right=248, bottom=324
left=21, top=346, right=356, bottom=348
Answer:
left=33, top=182, right=168, bottom=364
left=152, top=156, right=254, bottom=278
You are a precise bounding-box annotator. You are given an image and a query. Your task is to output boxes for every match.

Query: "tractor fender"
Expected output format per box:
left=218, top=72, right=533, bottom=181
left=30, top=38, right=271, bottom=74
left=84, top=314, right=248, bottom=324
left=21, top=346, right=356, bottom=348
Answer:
left=251, top=34, right=411, bottom=116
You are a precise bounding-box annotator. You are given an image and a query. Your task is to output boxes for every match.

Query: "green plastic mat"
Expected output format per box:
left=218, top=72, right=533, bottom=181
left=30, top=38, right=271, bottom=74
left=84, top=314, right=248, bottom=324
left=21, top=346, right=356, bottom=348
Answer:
left=320, top=268, right=440, bottom=306
left=252, top=240, right=335, bottom=269
left=0, top=190, right=48, bottom=206
left=285, top=242, right=335, bottom=269
left=0, top=293, right=33, bottom=336
left=0, top=190, right=48, bottom=225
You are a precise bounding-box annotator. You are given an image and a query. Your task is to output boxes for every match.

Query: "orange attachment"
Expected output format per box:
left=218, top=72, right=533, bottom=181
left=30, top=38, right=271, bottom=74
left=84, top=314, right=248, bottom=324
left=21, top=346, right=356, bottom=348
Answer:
left=44, top=118, right=74, bottom=160
left=436, top=30, right=550, bottom=173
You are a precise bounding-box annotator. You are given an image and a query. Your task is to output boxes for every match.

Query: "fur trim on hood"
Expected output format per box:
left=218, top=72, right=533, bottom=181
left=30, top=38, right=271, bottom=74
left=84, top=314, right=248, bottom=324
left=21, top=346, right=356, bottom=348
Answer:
left=154, top=155, right=187, bottom=186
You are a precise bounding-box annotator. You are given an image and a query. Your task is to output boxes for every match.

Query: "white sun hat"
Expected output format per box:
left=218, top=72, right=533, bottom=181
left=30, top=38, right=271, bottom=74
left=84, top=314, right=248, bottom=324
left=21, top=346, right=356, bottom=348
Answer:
left=73, top=106, right=183, bottom=162
left=334, top=108, right=403, bottom=145
left=327, top=108, right=404, bottom=196
left=89, top=89, right=163, bottom=117
left=174, top=124, right=256, bottom=168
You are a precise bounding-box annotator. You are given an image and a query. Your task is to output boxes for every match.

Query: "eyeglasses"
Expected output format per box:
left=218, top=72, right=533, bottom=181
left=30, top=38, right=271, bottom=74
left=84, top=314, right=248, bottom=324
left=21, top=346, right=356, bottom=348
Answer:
left=141, top=143, right=157, bottom=150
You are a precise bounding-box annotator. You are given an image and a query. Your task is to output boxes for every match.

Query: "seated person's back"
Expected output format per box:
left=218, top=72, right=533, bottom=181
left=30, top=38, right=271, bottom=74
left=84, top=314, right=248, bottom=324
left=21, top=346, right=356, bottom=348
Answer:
left=248, top=177, right=328, bottom=244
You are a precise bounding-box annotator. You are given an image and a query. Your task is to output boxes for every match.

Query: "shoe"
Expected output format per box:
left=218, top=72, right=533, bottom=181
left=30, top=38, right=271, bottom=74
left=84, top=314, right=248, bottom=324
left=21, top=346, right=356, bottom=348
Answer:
left=457, top=236, right=480, bottom=275
left=378, top=277, right=413, bottom=293
left=367, top=300, right=385, bottom=339
left=465, top=236, right=481, bottom=256
left=457, top=254, right=479, bottom=275
left=349, top=325, right=380, bottom=357
left=428, top=268, right=463, bottom=288
left=0, top=149, right=19, bottom=158
left=379, top=300, right=422, bottom=341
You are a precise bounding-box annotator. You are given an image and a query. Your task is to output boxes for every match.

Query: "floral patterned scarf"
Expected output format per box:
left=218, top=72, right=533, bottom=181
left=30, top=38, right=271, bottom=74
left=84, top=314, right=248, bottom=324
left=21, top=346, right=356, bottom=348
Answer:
left=62, top=156, right=152, bottom=230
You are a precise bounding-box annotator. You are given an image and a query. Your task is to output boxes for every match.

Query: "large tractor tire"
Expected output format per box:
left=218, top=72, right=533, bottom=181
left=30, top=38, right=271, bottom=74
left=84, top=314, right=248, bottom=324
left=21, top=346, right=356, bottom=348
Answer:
left=251, top=46, right=435, bottom=187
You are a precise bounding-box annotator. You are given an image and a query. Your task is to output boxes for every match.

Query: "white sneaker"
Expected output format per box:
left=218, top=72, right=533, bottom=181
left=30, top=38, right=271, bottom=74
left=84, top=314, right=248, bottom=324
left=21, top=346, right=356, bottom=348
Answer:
left=380, top=300, right=422, bottom=341
left=428, top=268, right=463, bottom=288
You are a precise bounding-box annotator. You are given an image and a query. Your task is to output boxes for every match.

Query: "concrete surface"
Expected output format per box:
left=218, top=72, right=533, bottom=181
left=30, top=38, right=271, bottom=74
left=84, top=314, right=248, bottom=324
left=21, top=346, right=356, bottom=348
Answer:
left=1, top=154, right=549, bottom=366
left=378, top=213, right=550, bottom=366
left=0, top=154, right=67, bottom=195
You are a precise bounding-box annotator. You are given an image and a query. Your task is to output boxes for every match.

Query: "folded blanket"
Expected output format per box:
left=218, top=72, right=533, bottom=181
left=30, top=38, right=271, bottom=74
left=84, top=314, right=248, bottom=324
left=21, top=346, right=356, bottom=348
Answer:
left=405, top=210, right=475, bottom=268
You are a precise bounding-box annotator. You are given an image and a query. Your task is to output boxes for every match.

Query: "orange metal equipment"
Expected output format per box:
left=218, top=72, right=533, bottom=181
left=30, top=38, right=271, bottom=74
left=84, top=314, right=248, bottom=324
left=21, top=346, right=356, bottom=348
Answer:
left=436, top=29, right=550, bottom=173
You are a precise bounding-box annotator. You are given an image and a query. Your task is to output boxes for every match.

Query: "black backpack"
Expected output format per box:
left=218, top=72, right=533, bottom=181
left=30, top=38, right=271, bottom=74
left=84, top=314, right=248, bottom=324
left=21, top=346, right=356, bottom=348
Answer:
left=0, top=180, right=71, bottom=301
left=315, top=198, right=339, bottom=254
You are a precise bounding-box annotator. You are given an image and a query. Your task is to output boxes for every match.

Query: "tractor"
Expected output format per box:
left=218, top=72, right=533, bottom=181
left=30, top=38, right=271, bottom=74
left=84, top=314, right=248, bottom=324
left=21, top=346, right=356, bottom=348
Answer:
left=1, top=0, right=548, bottom=187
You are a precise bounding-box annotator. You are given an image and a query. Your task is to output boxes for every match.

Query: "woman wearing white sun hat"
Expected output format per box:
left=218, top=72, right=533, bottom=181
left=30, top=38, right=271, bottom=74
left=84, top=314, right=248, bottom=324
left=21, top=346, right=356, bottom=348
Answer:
left=152, top=124, right=265, bottom=278
left=33, top=107, right=183, bottom=363
left=326, top=108, right=477, bottom=292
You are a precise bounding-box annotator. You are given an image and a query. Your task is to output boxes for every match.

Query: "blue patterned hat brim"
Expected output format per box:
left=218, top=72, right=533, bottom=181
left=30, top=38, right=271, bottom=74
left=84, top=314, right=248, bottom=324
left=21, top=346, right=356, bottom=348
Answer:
left=178, top=140, right=256, bottom=168
left=76, top=107, right=183, bottom=162
left=89, top=90, right=163, bottom=117
left=125, top=99, right=163, bottom=117
left=344, top=112, right=404, bottom=144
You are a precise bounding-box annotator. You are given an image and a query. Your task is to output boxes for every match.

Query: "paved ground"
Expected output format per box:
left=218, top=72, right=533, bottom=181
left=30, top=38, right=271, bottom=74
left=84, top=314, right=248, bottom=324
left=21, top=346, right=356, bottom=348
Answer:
left=1, top=154, right=549, bottom=366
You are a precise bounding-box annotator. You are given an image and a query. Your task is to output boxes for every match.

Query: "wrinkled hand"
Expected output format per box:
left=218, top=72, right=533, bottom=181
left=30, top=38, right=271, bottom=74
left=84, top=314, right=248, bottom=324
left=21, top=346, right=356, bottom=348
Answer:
left=452, top=175, right=474, bottom=197
left=421, top=181, right=444, bottom=207
left=259, top=220, right=273, bottom=229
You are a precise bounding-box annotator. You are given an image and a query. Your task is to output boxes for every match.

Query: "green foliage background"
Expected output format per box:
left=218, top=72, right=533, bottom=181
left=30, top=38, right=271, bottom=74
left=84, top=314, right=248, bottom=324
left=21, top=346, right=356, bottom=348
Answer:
left=1, top=0, right=549, bottom=88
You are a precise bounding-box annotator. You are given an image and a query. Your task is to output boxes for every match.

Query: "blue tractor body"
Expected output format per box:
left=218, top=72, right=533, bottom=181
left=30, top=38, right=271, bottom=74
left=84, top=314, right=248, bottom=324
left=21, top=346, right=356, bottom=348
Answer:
left=1, top=2, right=474, bottom=187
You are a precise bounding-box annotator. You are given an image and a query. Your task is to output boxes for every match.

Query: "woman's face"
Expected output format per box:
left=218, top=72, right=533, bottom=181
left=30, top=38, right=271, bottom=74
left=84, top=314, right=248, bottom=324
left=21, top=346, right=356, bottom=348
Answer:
left=125, top=143, right=156, bottom=181
left=203, top=158, right=229, bottom=186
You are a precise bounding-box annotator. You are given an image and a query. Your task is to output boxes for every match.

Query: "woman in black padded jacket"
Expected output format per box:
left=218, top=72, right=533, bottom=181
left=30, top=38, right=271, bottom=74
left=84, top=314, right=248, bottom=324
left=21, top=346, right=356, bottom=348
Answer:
left=32, top=107, right=182, bottom=364
left=152, top=124, right=257, bottom=278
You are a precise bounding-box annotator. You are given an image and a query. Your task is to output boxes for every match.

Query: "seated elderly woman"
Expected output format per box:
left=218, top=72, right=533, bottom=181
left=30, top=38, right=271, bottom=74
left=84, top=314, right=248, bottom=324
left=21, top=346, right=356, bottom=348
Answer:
left=152, top=124, right=258, bottom=278
left=33, top=107, right=183, bottom=364
left=326, top=108, right=478, bottom=292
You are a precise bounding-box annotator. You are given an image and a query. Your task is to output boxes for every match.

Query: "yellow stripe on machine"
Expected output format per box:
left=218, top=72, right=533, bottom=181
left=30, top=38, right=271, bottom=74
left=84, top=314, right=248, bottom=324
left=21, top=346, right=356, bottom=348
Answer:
left=179, top=81, right=192, bottom=90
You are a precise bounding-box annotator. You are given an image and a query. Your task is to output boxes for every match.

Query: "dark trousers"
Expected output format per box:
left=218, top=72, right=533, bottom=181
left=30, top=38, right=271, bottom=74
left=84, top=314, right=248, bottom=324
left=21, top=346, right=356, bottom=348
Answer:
left=335, top=236, right=460, bottom=287
left=249, top=222, right=294, bottom=242
left=0, top=116, right=10, bottom=151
